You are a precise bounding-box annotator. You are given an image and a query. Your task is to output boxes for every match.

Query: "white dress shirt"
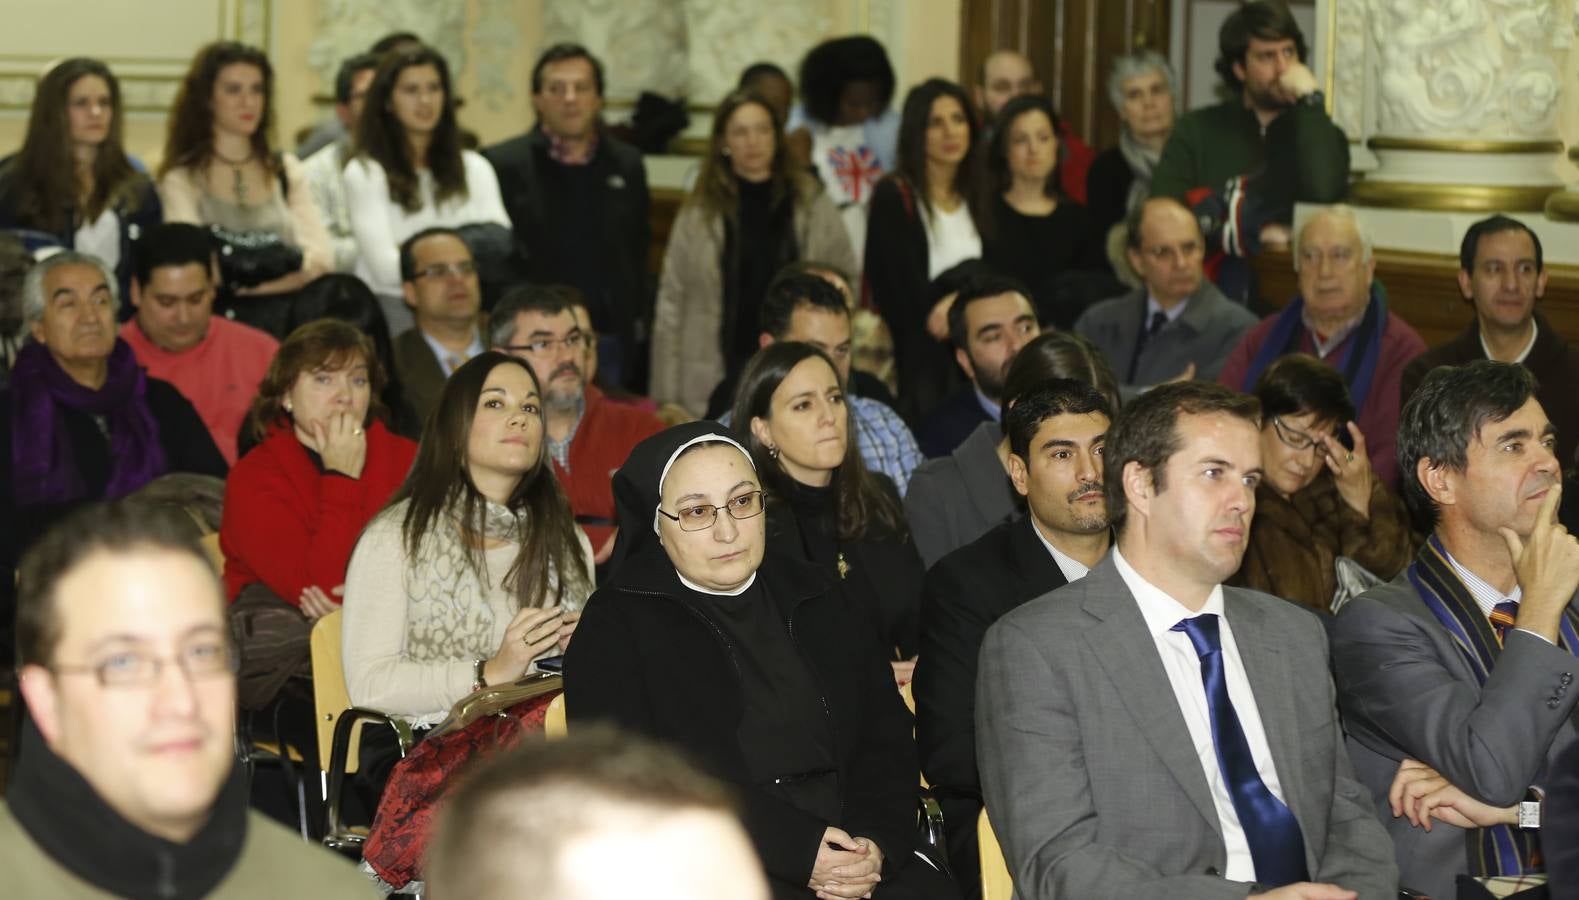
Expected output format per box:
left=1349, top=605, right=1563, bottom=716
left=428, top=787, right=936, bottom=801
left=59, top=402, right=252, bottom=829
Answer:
left=1112, top=547, right=1292, bottom=884
left=1030, top=521, right=1092, bottom=583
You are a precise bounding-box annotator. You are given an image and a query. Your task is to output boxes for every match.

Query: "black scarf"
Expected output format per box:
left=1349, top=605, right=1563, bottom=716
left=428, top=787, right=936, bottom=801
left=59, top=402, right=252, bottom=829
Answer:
left=7, top=720, right=250, bottom=900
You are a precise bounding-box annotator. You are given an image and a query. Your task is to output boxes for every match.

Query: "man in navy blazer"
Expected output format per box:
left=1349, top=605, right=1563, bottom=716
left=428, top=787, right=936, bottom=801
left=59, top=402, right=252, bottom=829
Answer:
left=915, top=378, right=1113, bottom=896
left=1075, top=197, right=1256, bottom=401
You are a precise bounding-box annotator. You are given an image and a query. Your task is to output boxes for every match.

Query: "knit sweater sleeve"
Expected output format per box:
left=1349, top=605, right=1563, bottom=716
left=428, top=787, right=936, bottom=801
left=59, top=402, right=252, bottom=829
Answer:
left=459, top=151, right=511, bottom=228
left=341, top=514, right=475, bottom=718
left=343, top=158, right=402, bottom=296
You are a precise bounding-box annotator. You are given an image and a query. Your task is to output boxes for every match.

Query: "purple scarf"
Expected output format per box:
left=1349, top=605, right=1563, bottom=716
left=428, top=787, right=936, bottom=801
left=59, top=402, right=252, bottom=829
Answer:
left=10, top=338, right=168, bottom=505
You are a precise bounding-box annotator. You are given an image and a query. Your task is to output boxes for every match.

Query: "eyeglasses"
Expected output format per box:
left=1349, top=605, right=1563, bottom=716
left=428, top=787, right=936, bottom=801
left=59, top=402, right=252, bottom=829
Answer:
left=1140, top=241, right=1202, bottom=262
left=1298, top=246, right=1358, bottom=270
left=52, top=640, right=239, bottom=688
left=500, top=332, right=588, bottom=356
left=414, top=261, right=477, bottom=280
left=1271, top=417, right=1327, bottom=454
left=656, top=491, right=766, bottom=532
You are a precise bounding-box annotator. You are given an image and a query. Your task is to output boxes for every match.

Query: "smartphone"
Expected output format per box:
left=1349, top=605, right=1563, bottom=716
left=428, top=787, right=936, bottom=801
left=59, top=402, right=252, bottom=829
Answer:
left=536, top=654, right=566, bottom=673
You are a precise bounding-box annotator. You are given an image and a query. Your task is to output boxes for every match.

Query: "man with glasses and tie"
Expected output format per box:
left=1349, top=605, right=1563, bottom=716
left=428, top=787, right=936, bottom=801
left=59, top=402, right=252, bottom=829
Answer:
left=1332, top=360, right=1579, bottom=899
left=1076, top=197, right=1257, bottom=401
left=491, top=284, right=663, bottom=572
left=391, top=226, right=486, bottom=427
left=977, top=380, right=1398, bottom=899
left=4, top=502, right=372, bottom=897
left=1218, top=206, right=1425, bottom=489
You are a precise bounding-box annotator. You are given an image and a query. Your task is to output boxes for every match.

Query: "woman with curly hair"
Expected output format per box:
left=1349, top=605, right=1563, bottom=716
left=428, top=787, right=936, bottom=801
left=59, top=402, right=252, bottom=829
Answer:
left=0, top=58, right=161, bottom=306
left=158, top=41, right=333, bottom=336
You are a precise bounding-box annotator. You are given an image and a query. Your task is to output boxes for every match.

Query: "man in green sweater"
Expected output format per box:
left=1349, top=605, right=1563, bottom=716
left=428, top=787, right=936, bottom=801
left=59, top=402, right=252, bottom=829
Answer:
left=1152, top=0, right=1349, bottom=264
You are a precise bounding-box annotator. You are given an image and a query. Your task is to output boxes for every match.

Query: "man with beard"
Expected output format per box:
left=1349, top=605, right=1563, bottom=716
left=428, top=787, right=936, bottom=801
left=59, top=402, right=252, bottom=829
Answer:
left=490, top=285, right=663, bottom=569
left=1150, top=1, right=1348, bottom=258
left=977, top=380, right=1397, bottom=898
left=914, top=377, right=1111, bottom=897
left=915, top=274, right=1041, bottom=458
left=391, top=228, right=486, bottom=426
left=1332, top=361, right=1579, bottom=899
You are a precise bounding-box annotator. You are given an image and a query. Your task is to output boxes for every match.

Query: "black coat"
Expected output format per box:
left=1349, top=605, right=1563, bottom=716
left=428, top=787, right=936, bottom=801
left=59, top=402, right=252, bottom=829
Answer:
left=564, top=548, right=919, bottom=892
left=482, top=126, right=650, bottom=356
left=913, top=514, right=1069, bottom=898
left=915, top=385, right=991, bottom=460
left=1084, top=146, right=1133, bottom=241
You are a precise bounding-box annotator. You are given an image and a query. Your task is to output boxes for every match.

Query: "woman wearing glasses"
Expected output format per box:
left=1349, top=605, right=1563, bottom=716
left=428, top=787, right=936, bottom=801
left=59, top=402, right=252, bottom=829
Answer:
left=1234, top=354, right=1415, bottom=613
left=565, top=421, right=953, bottom=899
left=730, top=342, right=923, bottom=684
left=344, top=45, right=509, bottom=333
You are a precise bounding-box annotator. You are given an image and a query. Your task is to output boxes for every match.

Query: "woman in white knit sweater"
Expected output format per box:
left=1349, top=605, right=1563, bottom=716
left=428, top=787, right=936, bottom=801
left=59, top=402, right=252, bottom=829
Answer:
left=342, top=351, right=593, bottom=729
left=343, top=45, right=509, bottom=333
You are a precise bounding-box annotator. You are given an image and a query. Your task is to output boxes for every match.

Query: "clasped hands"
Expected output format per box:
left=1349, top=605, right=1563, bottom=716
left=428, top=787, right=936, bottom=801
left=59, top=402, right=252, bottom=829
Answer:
left=1389, top=758, right=1518, bottom=832
left=809, top=827, right=883, bottom=899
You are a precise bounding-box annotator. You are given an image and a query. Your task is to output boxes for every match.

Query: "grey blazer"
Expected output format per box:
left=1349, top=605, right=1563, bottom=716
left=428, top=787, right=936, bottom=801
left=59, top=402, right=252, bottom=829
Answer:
left=1074, top=282, right=1257, bottom=400
left=977, top=555, right=1398, bottom=900
left=905, top=422, right=1020, bottom=570
left=1331, top=573, right=1579, bottom=900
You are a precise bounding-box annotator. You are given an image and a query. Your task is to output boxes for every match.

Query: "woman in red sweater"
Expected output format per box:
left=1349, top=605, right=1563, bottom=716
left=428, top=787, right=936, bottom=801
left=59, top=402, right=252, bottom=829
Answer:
left=221, top=318, right=416, bottom=708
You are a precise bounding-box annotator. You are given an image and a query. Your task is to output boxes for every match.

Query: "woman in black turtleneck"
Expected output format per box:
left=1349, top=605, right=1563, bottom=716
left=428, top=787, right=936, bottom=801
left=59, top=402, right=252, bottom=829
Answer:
left=564, top=422, right=953, bottom=899
left=731, top=342, right=924, bottom=684
left=650, top=89, right=858, bottom=418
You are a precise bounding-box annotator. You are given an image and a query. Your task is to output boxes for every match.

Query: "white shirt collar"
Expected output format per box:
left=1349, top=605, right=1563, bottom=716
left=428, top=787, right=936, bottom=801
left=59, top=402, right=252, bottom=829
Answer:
left=1029, top=520, right=1093, bottom=583
left=1479, top=318, right=1539, bottom=365
left=974, top=385, right=1002, bottom=422
left=1146, top=292, right=1189, bottom=324
left=677, top=571, right=757, bottom=597
left=419, top=326, right=484, bottom=373
left=1439, top=544, right=1520, bottom=619
left=1112, top=545, right=1226, bottom=638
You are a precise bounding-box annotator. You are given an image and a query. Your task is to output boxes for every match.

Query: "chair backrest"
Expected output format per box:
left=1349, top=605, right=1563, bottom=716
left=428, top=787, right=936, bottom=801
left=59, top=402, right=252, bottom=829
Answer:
left=979, top=808, right=1012, bottom=900
left=309, top=609, right=360, bottom=773
left=544, top=692, right=566, bottom=739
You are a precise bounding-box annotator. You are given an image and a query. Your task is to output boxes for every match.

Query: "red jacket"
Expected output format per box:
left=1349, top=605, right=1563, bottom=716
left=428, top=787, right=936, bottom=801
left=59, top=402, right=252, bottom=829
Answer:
left=554, top=386, right=664, bottom=553
left=221, top=419, right=416, bottom=604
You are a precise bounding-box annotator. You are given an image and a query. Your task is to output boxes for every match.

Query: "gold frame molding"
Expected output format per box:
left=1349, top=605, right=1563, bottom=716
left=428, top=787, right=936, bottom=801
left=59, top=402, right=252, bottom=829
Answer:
left=1369, top=137, right=1564, bottom=154
left=1546, top=190, right=1579, bottom=223
left=1350, top=180, right=1559, bottom=212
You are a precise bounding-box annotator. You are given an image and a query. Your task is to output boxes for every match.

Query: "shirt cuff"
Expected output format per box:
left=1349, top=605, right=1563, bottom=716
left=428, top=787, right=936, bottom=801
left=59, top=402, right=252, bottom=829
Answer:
left=1513, top=627, right=1556, bottom=646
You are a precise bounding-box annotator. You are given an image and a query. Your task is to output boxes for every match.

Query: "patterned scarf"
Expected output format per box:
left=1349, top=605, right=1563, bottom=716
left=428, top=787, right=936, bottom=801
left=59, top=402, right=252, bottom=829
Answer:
left=1240, top=282, right=1388, bottom=415
left=10, top=338, right=167, bottom=505
left=1118, top=129, right=1161, bottom=221
left=1407, top=535, right=1579, bottom=876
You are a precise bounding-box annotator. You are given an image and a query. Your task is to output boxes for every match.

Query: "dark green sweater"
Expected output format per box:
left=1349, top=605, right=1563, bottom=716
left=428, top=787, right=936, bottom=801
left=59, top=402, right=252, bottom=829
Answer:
left=1150, top=99, right=1350, bottom=217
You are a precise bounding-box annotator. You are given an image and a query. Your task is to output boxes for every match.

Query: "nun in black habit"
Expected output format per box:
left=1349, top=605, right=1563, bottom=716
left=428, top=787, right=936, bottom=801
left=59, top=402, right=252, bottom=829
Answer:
left=563, top=422, right=957, bottom=900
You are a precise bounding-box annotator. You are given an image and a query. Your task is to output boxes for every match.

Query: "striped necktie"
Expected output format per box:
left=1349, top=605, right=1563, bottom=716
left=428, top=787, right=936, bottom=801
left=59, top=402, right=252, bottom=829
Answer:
left=1489, top=600, right=1520, bottom=645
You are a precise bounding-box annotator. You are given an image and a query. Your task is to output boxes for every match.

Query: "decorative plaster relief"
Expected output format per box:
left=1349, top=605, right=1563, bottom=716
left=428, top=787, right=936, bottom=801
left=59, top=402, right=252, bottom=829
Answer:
left=307, top=1, right=467, bottom=98
left=542, top=0, right=690, bottom=101
left=1331, top=0, right=1369, bottom=139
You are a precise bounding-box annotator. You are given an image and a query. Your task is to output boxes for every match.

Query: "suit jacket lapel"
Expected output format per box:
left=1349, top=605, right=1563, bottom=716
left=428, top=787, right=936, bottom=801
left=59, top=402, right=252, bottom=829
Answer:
left=1006, top=515, right=1067, bottom=596
left=1222, top=591, right=1310, bottom=828
left=1081, top=560, right=1222, bottom=834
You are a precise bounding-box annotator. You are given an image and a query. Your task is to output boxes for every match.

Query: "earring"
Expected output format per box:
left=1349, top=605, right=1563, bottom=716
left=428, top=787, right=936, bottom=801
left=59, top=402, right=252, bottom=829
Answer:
left=767, top=444, right=779, bottom=459
left=283, top=401, right=292, bottom=413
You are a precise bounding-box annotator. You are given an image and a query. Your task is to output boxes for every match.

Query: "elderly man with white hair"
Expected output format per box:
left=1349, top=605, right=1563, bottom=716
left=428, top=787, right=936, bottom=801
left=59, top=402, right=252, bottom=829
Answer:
left=1086, top=50, right=1179, bottom=241
left=1, top=250, right=226, bottom=640
left=1219, top=206, right=1426, bottom=487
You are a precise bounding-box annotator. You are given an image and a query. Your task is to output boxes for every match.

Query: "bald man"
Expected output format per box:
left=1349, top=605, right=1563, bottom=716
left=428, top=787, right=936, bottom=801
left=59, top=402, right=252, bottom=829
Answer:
left=974, top=49, right=1094, bottom=203
left=1218, top=206, right=1425, bottom=487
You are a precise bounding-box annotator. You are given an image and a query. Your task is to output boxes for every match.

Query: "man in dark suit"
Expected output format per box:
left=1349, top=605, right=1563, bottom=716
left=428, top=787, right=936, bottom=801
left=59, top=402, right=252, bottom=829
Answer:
left=1401, top=215, right=1579, bottom=469
left=915, top=377, right=1112, bottom=897
left=1332, top=361, right=1579, bottom=899
left=391, top=228, right=484, bottom=427
left=978, top=381, right=1397, bottom=898
left=916, top=274, right=1040, bottom=458
left=1076, top=197, right=1257, bottom=400
left=483, top=43, right=650, bottom=388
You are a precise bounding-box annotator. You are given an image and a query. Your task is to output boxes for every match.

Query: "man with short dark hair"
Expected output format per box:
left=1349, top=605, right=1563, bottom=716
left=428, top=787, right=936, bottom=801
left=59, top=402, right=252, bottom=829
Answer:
left=1402, top=215, right=1579, bottom=468
left=916, top=378, right=1111, bottom=897
left=707, top=271, right=924, bottom=492
left=1076, top=197, right=1256, bottom=400
left=979, top=380, right=1398, bottom=898
left=484, top=44, right=650, bottom=387
left=392, top=227, right=484, bottom=426
left=916, top=274, right=1040, bottom=458
left=303, top=52, right=380, bottom=273
left=490, top=284, right=662, bottom=566
left=120, top=223, right=278, bottom=464
left=1151, top=0, right=1349, bottom=285
left=4, top=503, right=372, bottom=897
left=427, top=728, right=769, bottom=900
left=1332, top=360, right=1579, bottom=899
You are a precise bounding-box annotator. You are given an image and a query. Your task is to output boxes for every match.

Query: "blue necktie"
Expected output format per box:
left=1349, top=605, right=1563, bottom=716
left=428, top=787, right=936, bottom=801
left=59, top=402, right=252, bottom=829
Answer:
left=1172, top=614, right=1309, bottom=887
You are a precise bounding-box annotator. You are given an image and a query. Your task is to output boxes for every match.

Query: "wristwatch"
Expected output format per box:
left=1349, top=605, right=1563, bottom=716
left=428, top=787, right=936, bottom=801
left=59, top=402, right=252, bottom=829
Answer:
left=1519, top=788, right=1543, bottom=829
left=472, top=658, right=488, bottom=693
left=1298, top=90, right=1326, bottom=109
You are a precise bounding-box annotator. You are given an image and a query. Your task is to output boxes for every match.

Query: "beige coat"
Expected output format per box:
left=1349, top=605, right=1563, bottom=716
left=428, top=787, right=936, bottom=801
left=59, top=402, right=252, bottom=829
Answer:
left=650, top=184, right=857, bottom=416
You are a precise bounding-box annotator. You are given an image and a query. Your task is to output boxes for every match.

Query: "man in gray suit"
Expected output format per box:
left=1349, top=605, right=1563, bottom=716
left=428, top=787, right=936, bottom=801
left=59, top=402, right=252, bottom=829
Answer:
left=1075, top=197, right=1257, bottom=400
left=977, top=381, right=1397, bottom=899
left=1331, top=360, right=1579, bottom=899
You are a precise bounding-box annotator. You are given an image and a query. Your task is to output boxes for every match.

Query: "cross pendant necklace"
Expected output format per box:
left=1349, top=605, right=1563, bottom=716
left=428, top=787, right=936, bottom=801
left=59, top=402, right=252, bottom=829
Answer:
left=213, top=149, right=254, bottom=204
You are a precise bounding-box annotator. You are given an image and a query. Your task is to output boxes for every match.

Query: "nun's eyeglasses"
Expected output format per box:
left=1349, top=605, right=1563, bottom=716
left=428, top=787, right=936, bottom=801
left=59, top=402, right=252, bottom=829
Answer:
left=657, top=491, right=766, bottom=531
